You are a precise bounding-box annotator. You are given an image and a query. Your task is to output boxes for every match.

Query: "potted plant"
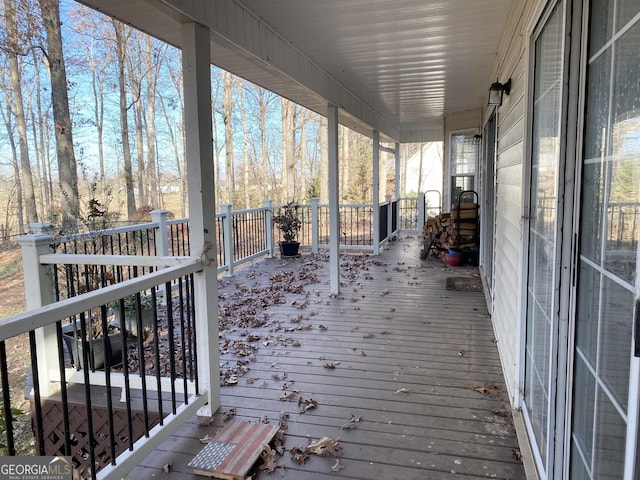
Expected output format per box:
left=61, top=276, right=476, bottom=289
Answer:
left=273, top=202, right=302, bottom=256
left=62, top=313, right=124, bottom=371
left=110, top=293, right=156, bottom=339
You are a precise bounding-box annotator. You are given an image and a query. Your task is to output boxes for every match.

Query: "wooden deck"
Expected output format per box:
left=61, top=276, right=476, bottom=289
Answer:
left=130, top=237, right=526, bottom=480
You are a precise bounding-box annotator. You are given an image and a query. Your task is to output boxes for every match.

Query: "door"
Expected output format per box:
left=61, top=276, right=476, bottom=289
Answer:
left=570, top=0, right=640, bottom=478
left=523, top=2, right=566, bottom=477
left=481, top=112, right=497, bottom=295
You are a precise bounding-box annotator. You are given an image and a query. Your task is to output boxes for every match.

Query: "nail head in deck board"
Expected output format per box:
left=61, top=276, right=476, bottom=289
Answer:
left=188, top=420, right=279, bottom=479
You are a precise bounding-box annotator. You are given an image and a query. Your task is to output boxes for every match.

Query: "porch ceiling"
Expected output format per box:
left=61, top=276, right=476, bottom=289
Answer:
left=79, top=0, right=514, bottom=142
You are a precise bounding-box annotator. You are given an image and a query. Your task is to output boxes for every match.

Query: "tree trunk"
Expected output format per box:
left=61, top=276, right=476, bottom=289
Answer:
left=112, top=19, right=136, bottom=218
left=5, top=0, right=38, bottom=225
left=0, top=95, right=24, bottom=234
left=32, top=52, right=52, bottom=214
left=258, top=88, right=270, bottom=199
left=299, top=110, right=308, bottom=200
left=240, top=84, right=251, bottom=209
left=282, top=98, right=296, bottom=201
left=222, top=71, right=236, bottom=205
left=145, top=36, right=159, bottom=207
left=39, top=0, right=79, bottom=230
left=319, top=116, right=328, bottom=204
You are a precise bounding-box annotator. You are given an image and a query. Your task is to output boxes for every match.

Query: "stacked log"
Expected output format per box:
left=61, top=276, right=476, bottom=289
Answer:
left=421, top=203, right=479, bottom=259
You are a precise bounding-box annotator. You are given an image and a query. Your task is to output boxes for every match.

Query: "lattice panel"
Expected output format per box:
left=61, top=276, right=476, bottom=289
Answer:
left=34, top=396, right=161, bottom=477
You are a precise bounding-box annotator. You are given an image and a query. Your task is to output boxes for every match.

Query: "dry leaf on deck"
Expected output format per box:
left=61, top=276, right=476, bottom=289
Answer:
left=291, top=446, right=309, bottom=464
left=199, top=434, right=212, bottom=444
left=305, top=437, right=342, bottom=457
left=298, top=397, right=318, bottom=413
left=323, top=362, right=336, bottom=369
left=259, top=445, right=278, bottom=473
left=161, top=463, right=172, bottom=473
left=512, top=448, right=523, bottom=461
left=280, top=391, right=298, bottom=402
left=331, top=459, right=344, bottom=472
left=222, top=408, right=237, bottom=422
left=469, top=384, right=503, bottom=396
left=341, top=414, right=362, bottom=430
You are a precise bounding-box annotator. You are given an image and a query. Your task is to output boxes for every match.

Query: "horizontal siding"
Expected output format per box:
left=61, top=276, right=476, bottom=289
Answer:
left=489, top=0, right=550, bottom=405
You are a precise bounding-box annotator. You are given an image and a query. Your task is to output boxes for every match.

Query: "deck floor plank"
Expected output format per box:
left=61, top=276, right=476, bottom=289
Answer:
left=128, top=239, right=526, bottom=479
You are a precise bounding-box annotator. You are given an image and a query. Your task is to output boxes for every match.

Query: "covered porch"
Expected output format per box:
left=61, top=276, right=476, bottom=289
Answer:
left=132, top=239, right=527, bottom=479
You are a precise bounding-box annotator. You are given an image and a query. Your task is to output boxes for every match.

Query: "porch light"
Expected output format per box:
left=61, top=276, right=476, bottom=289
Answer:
left=488, top=78, right=512, bottom=107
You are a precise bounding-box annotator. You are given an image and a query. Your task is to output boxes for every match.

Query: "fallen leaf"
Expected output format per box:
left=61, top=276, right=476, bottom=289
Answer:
left=319, top=324, right=328, bottom=331
left=199, top=416, right=214, bottom=427
left=324, top=362, right=336, bottom=369
left=162, top=463, right=172, bottom=473
left=222, top=408, right=236, bottom=422
left=280, top=390, right=298, bottom=402
left=199, top=434, right=212, bottom=444
left=512, top=448, right=523, bottom=461
left=260, top=415, right=269, bottom=423
left=341, top=414, right=362, bottom=430
left=359, top=350, right=367, bottom=356
left=305, top=437, right=342, bottom=457
left=331, top=459, right=344, bottom=472
left=469, top=384, right=503, bottom=396
left=291, top=446, right=309, bottom=464
left=259, top=445, right=278, bottom=473
left=298, top=397, right=318, bottom=413
left=394, top=388, right=411, bottom=394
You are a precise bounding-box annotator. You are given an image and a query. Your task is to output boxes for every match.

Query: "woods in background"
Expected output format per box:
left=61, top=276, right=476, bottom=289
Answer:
left=0, top=0, right=419, bottom=238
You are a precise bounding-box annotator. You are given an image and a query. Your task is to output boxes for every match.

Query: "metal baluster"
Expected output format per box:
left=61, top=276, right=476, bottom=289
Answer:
left=0, top=341, right=16, bottom=456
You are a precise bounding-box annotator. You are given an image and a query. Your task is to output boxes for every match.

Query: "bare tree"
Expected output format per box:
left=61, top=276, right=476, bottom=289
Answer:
left=4, top=0, right=38, bottom=224
left=145, top=36, right=160, bottom=207
left=112, top=19, right=136, bottom=218
left=281, top=98, right=296, bottom=201
left=222, top=71, right=236, bottom=205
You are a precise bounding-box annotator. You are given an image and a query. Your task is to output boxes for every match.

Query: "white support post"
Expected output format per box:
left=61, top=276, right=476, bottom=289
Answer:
left=417, top=192, right=426, bottom=233
left=386, top=194, right=393, bottom=241
left=263, top=199, right=274, bottom=258
left=18, top=223, right=57, bottom=397
left=151, top=210, right=170, bottom=257
left=310, top=198, right=319, bottom=254
left=372, top=131, right=381, bottom=255
left=221, top=204, right=234, bottom=277
left=394, top=142, right=401, bottom=200
left=181, top=21, right=220, bottom=416
left=327, top=105, right=340, bottom=295
left=151, top=209, right=170, bottom=305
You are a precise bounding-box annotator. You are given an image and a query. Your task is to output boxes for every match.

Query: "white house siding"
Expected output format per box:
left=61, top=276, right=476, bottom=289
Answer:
left=486, top=0, right=544, bottom=404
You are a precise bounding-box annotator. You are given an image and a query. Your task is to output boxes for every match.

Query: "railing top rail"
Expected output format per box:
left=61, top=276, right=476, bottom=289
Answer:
left=40, top=253, right=193, bottom=267
left=0, top=259, right=202, bottom=343
left=229, top=206, right=269, bottom=216
left=58, top=222, right=158, bottom=243
left=167, top=218, right=189, bottom=226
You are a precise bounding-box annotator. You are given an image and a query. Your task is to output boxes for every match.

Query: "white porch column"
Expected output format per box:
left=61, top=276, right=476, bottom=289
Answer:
left=394, top=142, right=401, bottom=199
left=18, top=223, right=57, bottom=397
left=327, top=105, right=340, bottom=295
left=372, top=131, right=380, bottom=255
left=221, top=203, right=234, bottom=277
left=263, top=199, right=274, bottom=258
left=417, top=192, right=426, bottom=233
left=181, top=21, right=220, bottom=416
left=310, top=197, right=319, bottom=254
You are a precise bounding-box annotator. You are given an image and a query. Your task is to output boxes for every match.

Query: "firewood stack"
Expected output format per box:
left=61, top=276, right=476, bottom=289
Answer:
left=420, top=203, right=479, bottom=259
